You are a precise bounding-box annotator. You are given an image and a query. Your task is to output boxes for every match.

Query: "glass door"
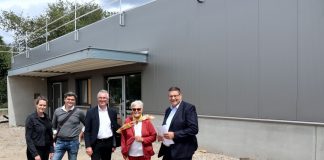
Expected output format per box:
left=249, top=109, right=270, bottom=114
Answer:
left=107, top=74, right=142, bottom=125
left=52, top=82, right=62, bottom=116
left=107, top=76, right=126, bottom=125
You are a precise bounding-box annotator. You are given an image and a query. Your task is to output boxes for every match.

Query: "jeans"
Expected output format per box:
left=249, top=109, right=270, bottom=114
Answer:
left=52, top=139, right=79, bottom=160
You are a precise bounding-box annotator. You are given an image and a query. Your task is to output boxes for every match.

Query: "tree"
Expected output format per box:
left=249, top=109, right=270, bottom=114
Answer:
left=0, top=36, right=10, bottom=105
left=0, top=0, right=109, bottom=105
left=0, top=0, right=109, bottom=49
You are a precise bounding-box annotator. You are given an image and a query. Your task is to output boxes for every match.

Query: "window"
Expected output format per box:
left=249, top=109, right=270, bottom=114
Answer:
left=76, top=78, right=91, bottom=105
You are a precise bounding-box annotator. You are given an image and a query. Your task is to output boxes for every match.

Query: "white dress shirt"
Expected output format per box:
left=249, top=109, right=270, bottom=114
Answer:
left=165, top=102, right=181, bottom=131
left=97, top=106, right=113, bottom=139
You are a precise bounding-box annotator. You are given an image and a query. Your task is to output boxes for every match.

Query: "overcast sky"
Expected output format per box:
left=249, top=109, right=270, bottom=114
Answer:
left=0, top=0, right=153, bottom=44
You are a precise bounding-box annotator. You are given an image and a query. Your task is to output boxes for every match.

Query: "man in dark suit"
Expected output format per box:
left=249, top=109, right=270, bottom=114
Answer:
left=84, top=89, right=119, bottom=160
left=158, top=86, right=199, bottom=160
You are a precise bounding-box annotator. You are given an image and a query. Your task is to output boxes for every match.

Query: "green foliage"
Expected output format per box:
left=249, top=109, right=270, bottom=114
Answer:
left=0, top=37, right=10, bottom=105
left=0, top=0, right=108, bottom=105
left=0, top=102, right=7, bottom=108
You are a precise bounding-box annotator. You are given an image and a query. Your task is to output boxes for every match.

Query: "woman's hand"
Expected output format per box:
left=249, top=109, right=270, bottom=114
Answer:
left=134, top=136, right=143, bottom=142
left=123, top=154, right=129, bottom=160
left=49, top=153, right=54, bottom=159
left=34, top=155, right=41, bottom=160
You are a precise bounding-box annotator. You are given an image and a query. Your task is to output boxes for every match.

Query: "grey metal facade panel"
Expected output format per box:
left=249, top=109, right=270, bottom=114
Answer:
left=258, top=0, right=298, bottom=120
left=11, top=0, right=324, bottom=123
left=226, top=0, right=259, bottom=118
left=297, top=0, right=324, bottom=122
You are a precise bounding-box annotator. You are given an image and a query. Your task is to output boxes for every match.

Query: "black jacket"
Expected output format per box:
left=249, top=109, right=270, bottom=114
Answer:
left=84, top=106, right=119, bottom=148
left=158, top=101, right=199, bottom=159
left=25, top=111, right=54, bottom=157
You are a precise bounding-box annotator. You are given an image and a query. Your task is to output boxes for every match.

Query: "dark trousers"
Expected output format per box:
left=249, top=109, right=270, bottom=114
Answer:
left=91, top=137, right=113, bottom=160
left=162, top=146, right=193, bottom=160
left=27, top=146, right=50, bottom=160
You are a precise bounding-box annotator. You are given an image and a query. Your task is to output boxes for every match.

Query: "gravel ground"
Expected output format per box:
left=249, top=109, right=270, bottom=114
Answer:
left=0, top=115, right=239, bottom=160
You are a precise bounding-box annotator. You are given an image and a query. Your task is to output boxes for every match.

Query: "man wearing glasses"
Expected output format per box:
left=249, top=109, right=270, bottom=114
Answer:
left=158, top=86, right=199, bottom=160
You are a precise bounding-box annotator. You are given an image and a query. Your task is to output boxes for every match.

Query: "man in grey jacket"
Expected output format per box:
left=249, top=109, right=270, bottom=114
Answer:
left=52, top=91, right=85, bottom=160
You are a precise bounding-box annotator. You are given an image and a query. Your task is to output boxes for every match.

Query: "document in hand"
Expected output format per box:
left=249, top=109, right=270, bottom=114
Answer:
left=157, top=125, right=174, bottom=146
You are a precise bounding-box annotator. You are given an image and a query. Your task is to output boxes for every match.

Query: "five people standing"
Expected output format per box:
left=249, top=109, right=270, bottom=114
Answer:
left=25, top=86, right=198, bottom=159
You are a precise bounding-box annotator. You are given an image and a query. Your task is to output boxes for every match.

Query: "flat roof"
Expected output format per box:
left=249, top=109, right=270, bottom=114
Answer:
left=8, top=48, right=148, bottom=77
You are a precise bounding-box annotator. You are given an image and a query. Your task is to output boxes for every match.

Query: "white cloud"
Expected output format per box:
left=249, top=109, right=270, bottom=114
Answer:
left=0, top=0, right=103, bottom=17
left=0, top=30, right=13, bottom=45
left=0, top=0, right=100, bottom=44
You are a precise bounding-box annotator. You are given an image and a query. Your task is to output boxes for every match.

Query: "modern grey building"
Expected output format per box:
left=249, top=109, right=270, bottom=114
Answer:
left=7, top=0, right=324, bottom=159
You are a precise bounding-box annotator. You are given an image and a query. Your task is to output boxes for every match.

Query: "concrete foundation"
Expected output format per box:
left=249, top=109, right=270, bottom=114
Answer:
left=152, top=115, right=324, bottom=160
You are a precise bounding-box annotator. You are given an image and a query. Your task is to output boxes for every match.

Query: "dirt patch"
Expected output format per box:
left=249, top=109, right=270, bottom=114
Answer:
left=0, top=119, right=239, bottom=160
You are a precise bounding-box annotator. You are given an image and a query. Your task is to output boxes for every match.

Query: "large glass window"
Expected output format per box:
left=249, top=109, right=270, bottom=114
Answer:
left=125, top=74, right=141, bottom=110
left=76, top=78, right=91, bottom=105
left=107, top=73, right=141, bottom=123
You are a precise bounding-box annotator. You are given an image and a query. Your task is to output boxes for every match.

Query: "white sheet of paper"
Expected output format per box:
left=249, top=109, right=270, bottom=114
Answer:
left=158, top=125, right=174, bottom=146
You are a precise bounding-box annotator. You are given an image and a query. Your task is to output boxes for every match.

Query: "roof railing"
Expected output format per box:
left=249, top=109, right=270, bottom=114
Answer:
left=2, top=0, right=155, bottom=58
left=12, top=0, right=120, bottom=56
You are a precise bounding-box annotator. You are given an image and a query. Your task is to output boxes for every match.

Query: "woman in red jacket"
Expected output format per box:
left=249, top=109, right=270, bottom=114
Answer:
left=120, top=100, right=157, bottom=160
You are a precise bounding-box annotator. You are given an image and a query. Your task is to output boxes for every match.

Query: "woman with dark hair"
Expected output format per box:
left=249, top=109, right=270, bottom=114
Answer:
left=25, top=96, right=54, bottom=160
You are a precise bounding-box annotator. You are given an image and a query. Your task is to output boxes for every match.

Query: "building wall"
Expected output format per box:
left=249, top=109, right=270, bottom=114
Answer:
left=7, top=0, right=324, bottom=159
left=13, top=0, right=324, bottom=123
left=7, top=76, right=47, bottom=126
left=152, top=115, right=324, bottom=160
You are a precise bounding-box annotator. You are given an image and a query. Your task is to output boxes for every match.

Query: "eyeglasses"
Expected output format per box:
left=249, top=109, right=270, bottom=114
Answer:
left=169, top=94, right=180, bottom=98
left=132, top=108, right=142, bottom=111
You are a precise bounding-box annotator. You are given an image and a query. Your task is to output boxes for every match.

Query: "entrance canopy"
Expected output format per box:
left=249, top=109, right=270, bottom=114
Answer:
left=8, top=48, right=148, bottom=77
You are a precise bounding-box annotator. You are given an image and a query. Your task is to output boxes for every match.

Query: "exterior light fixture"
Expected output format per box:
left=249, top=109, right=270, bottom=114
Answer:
left=120, top=12, right=125, bottom=26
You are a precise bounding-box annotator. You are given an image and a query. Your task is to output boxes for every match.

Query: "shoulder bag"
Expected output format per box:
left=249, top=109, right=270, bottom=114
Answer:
left=53, top=108, right=76, bottom=142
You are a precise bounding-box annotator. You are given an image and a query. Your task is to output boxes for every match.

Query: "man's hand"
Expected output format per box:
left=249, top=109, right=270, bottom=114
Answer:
left=163, top=132, right=174, bottom=140
left=112, top=147, right=116, bottom=152
left=86, top=147, right=93, bottom=156
left=79, top=131, right=84, bottom=142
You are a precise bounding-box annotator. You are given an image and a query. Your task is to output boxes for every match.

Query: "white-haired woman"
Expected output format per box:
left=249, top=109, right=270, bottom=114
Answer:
left=119, top=100, right=156, bottom=160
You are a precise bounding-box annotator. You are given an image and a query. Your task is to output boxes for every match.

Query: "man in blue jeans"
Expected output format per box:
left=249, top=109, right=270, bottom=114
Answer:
left=52, top=92, right=86, bottom=160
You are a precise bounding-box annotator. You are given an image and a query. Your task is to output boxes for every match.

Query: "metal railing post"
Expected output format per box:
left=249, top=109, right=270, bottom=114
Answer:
left=74, top=0, right=77, bottom=31
left=10, top=46, right=14, bottom=63
left=46, top=17, right=50, bottom=51
left=74, top=0, right=79, bottom=41
left=25, top=32, right=29, bottom=58
left=18, top=36, right=21, bottom=54
left=120, top=0, right=122, bottom=13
